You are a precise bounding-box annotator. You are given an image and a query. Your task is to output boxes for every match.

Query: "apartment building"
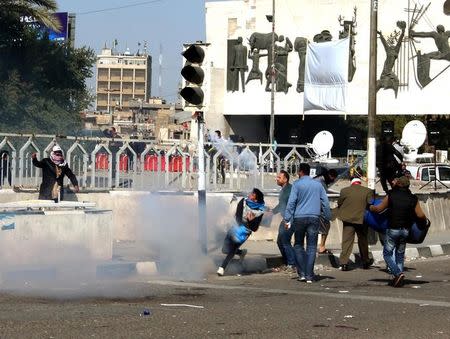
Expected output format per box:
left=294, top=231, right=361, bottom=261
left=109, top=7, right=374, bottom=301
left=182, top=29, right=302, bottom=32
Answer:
left=96, top=46, right=152, bottom=112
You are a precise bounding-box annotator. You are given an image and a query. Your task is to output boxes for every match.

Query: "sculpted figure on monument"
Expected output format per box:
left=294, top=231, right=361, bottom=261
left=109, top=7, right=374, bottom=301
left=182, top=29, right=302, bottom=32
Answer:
left=410, top=24, right=450, bottom=87
left=294, top=37, right=308, bottom=93
left=338, top=7, right=358, bottom=82
left=265, top=35, right=293, bottom=93
left=229, top=37, right=248, bottom=92
left=377, top=21, right=406, bottom=97
left=246, top=48, right=267, bottom=84
left=248, top=32, right=279, bottom=53
left=313, top=30, right=333, bottom=43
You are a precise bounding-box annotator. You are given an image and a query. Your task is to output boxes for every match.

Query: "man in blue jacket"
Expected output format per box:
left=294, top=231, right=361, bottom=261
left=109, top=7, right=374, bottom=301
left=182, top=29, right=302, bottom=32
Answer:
left=284, top=163, right=331, bottom=283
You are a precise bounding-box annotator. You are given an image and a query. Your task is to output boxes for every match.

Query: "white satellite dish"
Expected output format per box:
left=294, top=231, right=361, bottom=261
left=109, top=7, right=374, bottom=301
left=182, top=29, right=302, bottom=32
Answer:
left=402, top=120, right=427, bottom=150
left=312, top=130, right=334, bottom=156
left=401, top=120, right=433, bottom=162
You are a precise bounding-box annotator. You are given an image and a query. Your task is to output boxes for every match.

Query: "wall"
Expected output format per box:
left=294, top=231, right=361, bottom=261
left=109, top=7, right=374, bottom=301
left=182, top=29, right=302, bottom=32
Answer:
left=1, top=190, right=448, bottom=246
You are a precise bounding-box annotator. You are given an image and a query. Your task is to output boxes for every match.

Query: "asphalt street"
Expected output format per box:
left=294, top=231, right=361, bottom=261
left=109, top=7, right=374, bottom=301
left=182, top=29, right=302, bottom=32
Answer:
left=0, top=256, right=449, bottom=338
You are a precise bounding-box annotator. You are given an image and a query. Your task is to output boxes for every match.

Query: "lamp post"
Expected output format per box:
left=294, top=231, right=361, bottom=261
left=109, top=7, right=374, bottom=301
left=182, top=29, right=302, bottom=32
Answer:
left=267, top=0, right=276, bottom=146
left=367, top=0, right=378, bottom=190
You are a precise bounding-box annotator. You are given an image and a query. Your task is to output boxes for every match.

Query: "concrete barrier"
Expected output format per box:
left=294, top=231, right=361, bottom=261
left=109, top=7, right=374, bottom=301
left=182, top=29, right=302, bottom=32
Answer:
left=0, top=208, right=113, bottom=268
left=0, top=190, right=448, bottom=246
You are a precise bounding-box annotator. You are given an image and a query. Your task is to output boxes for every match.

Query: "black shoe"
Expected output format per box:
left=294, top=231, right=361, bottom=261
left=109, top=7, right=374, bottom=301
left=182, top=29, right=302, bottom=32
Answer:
left=339, top=264, right=349, bottom=271
left=363, top=258, right=374, bottom=269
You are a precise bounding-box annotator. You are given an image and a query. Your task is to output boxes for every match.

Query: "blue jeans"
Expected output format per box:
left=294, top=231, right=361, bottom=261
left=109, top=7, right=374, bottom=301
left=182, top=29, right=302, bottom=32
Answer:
left=277, top=221, right=295, bottom=266
left=293, top=217, right=320, bottom=280
left=383, top=228, right=409, bottom=277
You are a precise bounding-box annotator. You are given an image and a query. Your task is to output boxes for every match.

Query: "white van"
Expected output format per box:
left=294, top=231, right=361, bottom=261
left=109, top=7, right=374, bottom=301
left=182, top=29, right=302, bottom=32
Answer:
left=407, top=163, right=450, bottom=184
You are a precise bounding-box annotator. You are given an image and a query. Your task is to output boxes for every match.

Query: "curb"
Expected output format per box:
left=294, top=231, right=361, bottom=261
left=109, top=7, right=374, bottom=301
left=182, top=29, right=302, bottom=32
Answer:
left=264, top=242, right=450, bottom=271
left=5, top=244, right=447, bottom=281
left=100, top=243, right=450, bottom=277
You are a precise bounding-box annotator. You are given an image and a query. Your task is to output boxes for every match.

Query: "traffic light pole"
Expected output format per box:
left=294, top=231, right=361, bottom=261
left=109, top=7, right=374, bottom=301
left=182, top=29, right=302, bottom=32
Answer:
left=367, top=0, right=378, bottom=190
left=196, top=112, right=207, bottom=254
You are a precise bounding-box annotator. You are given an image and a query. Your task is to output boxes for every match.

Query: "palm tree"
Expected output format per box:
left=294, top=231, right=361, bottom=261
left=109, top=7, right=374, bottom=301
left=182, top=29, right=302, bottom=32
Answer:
left=0, top=0, right=61, bottom=31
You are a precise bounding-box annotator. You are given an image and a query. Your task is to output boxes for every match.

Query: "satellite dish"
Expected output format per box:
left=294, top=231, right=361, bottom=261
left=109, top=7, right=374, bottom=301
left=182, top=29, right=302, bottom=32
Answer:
left=401, top=120, right=427, bottom=150
left=312, top=131, right=334, bottom=156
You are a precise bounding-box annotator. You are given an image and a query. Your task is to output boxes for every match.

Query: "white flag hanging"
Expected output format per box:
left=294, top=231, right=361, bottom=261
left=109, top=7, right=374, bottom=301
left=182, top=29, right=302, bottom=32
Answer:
left=304, top=37, right=350, bottom=112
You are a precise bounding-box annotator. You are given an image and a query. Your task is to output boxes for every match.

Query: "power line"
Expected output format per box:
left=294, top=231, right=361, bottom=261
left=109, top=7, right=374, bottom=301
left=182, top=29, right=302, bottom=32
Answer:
left=77, top=0, right=164, bottom=16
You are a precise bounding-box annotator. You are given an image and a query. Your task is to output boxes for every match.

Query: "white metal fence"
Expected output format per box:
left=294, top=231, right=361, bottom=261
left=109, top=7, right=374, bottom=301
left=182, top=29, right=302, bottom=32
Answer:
left=0, top=133, right=350, bottom=192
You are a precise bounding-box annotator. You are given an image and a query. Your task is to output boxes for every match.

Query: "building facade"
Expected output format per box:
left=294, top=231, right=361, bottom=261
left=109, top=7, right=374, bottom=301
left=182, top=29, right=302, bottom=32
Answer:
left=96, top=47, right=152, bottom=113
left=204, top=0, right=450, bottom=143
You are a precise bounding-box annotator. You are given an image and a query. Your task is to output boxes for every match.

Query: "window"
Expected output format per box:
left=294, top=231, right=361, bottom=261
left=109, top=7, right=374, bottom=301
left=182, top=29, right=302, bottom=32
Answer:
left=439, top=166, right=450, bottom=181
left=228, top=18, right=238, bottom=38
left=421, top=168, right=429, bottom=181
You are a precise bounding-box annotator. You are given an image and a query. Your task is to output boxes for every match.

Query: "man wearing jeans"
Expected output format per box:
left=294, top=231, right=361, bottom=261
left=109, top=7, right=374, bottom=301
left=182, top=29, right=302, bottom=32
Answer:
left=269, top=170, right=294, bottom=271
left=284, top=163, right=331, bottom=283
left=370, top=176, right=427, bottom=287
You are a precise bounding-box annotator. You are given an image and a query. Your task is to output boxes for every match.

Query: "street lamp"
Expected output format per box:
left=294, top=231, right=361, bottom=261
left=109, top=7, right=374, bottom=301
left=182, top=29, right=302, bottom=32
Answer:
left=267, top=0, right=276, bottom=146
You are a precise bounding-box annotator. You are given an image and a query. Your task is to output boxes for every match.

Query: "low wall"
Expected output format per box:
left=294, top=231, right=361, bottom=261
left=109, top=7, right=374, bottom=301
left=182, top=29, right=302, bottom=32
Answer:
left=0, top=190, right=448, bottom=246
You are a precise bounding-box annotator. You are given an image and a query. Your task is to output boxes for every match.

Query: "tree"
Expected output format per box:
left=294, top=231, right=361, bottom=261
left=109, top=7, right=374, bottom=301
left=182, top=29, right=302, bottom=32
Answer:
left=0, top=1, right=95, bottom=134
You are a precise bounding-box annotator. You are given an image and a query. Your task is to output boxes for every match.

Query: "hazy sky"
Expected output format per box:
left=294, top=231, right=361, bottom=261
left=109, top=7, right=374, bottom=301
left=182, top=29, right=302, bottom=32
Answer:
left=56, top=0, right=207, bottom=102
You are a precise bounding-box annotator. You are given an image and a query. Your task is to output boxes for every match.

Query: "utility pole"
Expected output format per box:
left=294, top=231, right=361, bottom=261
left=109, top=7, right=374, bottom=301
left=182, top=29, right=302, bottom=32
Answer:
left=269, top=0, right=276, bottom=146
left=196, top=111, right=207, bottom=254
left=367, top=0, right=378, bottom=190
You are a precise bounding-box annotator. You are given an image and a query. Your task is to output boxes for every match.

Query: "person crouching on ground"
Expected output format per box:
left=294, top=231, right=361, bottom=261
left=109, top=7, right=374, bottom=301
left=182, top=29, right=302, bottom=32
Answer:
left=370, top=176, right=427, bottom=287
left=217, top=188, right=265, bottom=276
left=32, top=145, right=79, bottom=202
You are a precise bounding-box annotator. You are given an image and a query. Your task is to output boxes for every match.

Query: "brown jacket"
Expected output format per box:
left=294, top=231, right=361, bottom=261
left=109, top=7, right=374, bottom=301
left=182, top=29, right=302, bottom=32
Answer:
left=336, top=184, right=374, bottom=224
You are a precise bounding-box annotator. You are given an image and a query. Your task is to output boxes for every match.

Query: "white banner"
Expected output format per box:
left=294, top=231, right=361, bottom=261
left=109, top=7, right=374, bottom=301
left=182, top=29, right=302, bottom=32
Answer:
left=304, top=37, right=350, bottom=112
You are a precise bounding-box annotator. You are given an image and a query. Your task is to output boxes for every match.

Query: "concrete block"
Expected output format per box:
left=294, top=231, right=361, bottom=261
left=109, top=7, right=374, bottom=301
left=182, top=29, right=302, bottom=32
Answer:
left=96, top=262, right=137, bottom=279
left=430, top=245, right=444, bottom=256
left=136, top=261, right=158, bottom=275
left=371, top=250, right=384, bottom=263
left=405, top=247, right=420, bottom=259
left=417, top=247, right=432, bottom=258
left=441, top=243, right=450, bottom=255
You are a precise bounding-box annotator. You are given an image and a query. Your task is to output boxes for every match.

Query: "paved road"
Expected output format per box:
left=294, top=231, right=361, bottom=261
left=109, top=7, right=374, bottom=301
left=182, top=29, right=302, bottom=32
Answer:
left=0, top=256, right=449, bottom=338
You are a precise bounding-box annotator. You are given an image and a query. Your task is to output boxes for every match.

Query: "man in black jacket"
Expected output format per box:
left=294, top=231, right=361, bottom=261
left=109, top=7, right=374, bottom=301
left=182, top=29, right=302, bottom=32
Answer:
left=32, top=145, right=79, bottom=202
left=370, top=176, right=427, bottom=287
left=217, top=188, right=265, bottom=276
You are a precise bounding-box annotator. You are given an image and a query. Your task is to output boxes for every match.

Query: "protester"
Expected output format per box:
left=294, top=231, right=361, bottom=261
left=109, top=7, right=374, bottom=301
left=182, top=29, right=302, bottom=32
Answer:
left=269, top=170, right=294, bottom=272
left=336, top=177, right=374, bottom=271
left=208, top=130, right=226, bottom=184
left=217, top=188, right=265, bottom=276
left=284, top=163, right=331, bottom=283
left=377, top=136, right=403, bottom=193
left=396, top=162, right=412, bottom=179
left=314, top=168, right=338, bottom=254
left=370, top=176, right=427, bottom=287
left=32, top=145, right=79, bottom=202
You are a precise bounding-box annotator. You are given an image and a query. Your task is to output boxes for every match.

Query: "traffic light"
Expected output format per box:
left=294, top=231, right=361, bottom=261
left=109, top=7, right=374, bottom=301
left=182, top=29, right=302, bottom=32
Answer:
left=180, top=44, right=205, bottom=106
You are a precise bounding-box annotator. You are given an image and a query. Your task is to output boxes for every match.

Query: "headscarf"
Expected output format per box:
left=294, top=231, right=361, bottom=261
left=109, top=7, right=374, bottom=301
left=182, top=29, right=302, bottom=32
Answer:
left=50, top=145, right=67, bottom=166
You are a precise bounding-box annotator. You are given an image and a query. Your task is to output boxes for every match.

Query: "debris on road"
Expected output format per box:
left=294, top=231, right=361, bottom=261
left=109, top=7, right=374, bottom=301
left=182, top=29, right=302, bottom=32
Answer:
left=161, top=304, right=204, bottom=309
left=140, top=308, right=151, bottom=316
